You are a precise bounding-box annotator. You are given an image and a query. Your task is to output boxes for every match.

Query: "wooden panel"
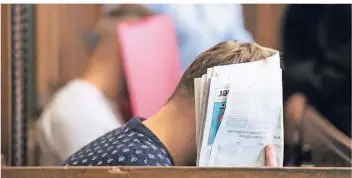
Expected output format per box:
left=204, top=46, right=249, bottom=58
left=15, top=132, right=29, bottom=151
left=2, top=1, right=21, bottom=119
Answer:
left=56, top=5, right=101, bottom=85
left=35, top=4, right=100, bottom=108
left=1, top=4, right=12, bottom=165
left=36, top=4, right=59, bottom=107
left=242, top=5, right=257, bottom=41
left=243, top=4, right=287, bottom=50
left=2, top=167, right=351, bottom=178
left=256, top=4, right=286, bottom=50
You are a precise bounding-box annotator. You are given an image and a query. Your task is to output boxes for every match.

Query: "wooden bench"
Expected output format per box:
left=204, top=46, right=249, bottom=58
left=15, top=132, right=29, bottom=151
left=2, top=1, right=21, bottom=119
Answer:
left=284, top=93, right=351, bottom=166
left=2, top=167, right=351, bottom=178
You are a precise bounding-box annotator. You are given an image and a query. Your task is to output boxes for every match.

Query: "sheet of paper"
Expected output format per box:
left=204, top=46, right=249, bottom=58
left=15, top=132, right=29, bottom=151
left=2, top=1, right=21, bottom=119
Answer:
left=117, top=14, right=181, bottom=118
left=198, top=79, right=231, bottom=166
left=197, top=74, right=207, bottom=163
left=199, top=70, right=212, bottom=146
left=194, top=78, right=201, bottom=149
left=196, top=48, right=283, bottom=166
left=208, top=69, right=283, bottom=167
left=200, top=68, right=213, bottom=124
left=198, top=74, right=206, bottom=141
left=212, top=51, right=280, bottom=80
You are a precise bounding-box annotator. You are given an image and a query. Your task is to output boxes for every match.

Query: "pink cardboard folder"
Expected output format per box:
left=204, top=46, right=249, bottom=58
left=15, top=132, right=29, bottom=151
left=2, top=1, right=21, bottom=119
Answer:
left=117, top=14, right=181, bottom=118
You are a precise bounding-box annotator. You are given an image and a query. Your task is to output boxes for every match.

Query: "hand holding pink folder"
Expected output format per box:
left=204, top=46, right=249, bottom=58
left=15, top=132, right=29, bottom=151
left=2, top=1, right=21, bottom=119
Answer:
left=117, top=14, right=181, bottom=118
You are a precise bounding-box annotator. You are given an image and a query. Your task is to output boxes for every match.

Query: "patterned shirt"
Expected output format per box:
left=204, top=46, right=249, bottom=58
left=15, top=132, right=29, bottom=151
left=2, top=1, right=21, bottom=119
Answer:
left=61, top=118, right=174, bottom=166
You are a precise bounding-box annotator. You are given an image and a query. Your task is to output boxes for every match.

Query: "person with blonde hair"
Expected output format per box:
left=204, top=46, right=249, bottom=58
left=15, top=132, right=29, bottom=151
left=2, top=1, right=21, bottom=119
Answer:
left=61, top=41, right=278, bottom=167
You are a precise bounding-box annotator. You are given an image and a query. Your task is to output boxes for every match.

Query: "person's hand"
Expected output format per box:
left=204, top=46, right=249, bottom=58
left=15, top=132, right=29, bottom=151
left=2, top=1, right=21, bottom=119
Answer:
left=265, top=145, right=278, bottom=167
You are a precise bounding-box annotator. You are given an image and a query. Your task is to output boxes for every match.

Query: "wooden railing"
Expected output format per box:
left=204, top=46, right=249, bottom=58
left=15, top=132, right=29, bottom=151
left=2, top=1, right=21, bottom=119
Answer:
left=2, top=167, right=351, bottom=178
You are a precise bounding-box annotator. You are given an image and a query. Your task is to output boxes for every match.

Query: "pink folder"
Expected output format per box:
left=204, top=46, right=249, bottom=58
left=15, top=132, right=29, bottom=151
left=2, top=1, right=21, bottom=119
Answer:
left=117, top=14, right=181, bottom=118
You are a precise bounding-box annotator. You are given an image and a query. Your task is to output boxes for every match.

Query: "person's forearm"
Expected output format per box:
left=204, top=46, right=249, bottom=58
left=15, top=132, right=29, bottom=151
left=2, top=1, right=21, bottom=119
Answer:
left=83, top=33, right=122, bottom=101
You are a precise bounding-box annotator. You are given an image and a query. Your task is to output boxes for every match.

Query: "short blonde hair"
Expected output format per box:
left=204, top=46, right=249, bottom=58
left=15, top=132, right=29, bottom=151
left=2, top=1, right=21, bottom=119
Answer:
left=172, top=41, right=275, bottom=98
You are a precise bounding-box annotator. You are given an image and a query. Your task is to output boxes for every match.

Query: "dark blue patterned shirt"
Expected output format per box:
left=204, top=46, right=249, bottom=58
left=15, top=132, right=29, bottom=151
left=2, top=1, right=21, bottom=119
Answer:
left=61, top=118, right=175, bottom=166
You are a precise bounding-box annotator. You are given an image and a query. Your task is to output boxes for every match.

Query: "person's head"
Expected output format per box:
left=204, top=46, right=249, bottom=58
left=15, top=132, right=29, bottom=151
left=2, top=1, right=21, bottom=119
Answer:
left=168, top=41, right=275, bottom=107
left=83, top=5, right=153, bottom=120
left=86, top=5, right=152, bottom=55
left=103, top=4, right=153, bottom=20
left=100, top=4, right=153, bottom=95
left=147, top=41, right=278, bottom=166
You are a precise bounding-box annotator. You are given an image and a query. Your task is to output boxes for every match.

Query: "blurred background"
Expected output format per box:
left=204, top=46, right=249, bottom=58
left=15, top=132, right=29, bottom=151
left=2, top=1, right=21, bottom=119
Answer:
left=1, top=4, right=351, bottom=167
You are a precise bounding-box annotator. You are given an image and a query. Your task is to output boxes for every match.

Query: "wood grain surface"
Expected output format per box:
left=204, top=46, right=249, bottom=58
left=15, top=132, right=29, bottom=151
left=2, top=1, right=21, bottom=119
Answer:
left=2, top=167, right=351, bottom=178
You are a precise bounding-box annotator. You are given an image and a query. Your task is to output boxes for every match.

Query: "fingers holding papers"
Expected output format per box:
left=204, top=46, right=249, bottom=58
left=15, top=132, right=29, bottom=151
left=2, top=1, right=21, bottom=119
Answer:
left=265, top=145, right=278, bottom=167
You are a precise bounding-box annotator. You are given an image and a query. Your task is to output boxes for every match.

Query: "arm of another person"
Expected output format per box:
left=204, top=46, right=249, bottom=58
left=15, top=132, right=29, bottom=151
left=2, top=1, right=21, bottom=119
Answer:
left=37, top=20, right=125, bottom=163
left=37, top=79, right=124, bottom=163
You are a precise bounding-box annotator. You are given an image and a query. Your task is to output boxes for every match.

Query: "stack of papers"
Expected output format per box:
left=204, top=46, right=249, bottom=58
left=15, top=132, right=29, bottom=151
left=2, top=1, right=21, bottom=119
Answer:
left=195, top=48, right=283, bottom=167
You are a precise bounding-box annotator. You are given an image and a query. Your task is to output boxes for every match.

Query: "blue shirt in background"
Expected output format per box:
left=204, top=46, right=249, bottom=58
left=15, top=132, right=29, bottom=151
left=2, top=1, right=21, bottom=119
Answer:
left=101, top=4, right=254, bottom=71
left=146, top=4, right=253, bottom=71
